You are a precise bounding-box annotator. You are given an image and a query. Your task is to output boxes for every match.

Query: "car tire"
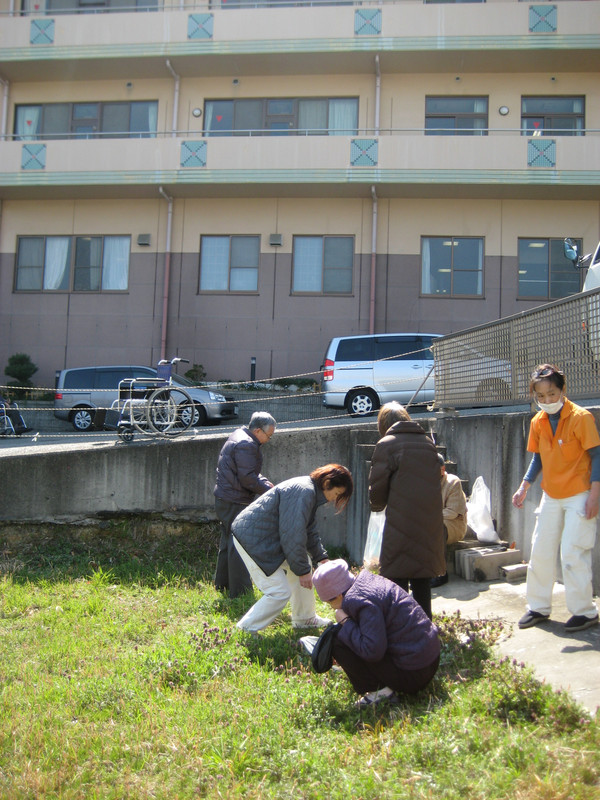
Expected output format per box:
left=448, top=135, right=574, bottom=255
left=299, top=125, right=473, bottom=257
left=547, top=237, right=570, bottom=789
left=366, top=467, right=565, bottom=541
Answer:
left=179, top=402, right=207, bottom=428
left=346, top=389, right=379, bottom=416
left=71, top=407, right=94, bottom=432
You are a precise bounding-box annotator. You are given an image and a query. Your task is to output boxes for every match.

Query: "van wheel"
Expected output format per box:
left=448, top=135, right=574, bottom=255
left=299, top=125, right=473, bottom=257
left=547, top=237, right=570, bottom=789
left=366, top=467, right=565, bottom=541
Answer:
left=475, top=379, right=511, bottom=404
left=71, top=407, right=94, bottom=432
left=346, top=390, right=379, bottom=416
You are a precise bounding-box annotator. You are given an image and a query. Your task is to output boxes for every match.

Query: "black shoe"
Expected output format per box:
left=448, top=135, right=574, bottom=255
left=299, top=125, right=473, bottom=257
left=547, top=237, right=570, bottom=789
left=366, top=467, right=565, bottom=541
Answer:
left=518, top=610, right=550, bottom=629
left=564, top=614, right=599, bottom=633
left=15, top=427, right=33, bottom=435
left=431, top=573, right=449, bottom=588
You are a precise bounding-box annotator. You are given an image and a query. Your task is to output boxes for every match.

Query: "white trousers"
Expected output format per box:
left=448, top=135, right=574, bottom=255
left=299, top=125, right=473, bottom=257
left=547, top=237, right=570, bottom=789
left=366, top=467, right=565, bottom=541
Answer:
left=233, top=539, right=317, bottom=631
left=527, top=490, right=598, bottom=619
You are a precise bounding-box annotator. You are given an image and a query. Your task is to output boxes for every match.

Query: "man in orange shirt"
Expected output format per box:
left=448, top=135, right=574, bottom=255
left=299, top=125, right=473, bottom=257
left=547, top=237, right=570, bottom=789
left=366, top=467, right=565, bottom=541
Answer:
left=512, top=364, right=600, bottom=632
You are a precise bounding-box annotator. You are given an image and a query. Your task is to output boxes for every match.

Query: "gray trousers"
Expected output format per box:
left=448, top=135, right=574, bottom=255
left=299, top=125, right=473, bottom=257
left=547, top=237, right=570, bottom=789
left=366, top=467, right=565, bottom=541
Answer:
left=214, top=497, right=252, bottom=598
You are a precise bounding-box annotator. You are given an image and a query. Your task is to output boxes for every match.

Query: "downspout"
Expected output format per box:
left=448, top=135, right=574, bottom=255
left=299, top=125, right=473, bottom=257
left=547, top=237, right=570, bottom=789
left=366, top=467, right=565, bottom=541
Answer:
left=369, top=186, right=378, bottom=334
left=159, top=186, right=173, bottom=361
left=165, top=59, right=180, bottom=137
left=369, top=55, right=381, bottom=334
left=0, top=77, right=9, bottom=140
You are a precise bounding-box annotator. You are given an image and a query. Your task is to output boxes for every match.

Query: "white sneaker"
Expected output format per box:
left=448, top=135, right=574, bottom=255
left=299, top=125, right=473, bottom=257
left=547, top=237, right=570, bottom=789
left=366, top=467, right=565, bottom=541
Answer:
left=356, top=686, right=397, bottom=708
left=292, top=615, right=332, bottom=629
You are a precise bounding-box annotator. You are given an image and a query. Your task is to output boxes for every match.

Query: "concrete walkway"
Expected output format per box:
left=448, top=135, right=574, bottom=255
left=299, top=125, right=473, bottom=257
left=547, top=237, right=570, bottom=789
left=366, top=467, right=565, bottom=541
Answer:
left=431, top=574, right=600, bottom=716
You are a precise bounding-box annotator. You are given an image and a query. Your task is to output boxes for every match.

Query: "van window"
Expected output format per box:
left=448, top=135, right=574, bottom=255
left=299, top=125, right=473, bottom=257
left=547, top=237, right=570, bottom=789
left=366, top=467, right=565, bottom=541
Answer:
left=95, top=369, right=132, bottom=390
left=419, top=337, right=435, bottom=361
left=335, top=338, right=374, bottom=362
left=63, top=368, right=94, bottom=389
left=375, top=336, right=421, bottom=361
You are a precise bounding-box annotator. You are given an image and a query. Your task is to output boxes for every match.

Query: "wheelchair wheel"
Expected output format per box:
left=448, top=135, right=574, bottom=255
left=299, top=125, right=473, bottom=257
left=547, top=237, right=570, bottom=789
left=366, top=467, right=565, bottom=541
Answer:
left=146, top=387, right=194, bottom=437
left=118, top=429, right=135, bottom=443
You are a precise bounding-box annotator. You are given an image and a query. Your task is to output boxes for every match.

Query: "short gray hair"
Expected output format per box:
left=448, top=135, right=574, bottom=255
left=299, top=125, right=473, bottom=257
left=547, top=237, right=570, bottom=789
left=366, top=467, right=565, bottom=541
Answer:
left=249, top=411, right=276, bottom=432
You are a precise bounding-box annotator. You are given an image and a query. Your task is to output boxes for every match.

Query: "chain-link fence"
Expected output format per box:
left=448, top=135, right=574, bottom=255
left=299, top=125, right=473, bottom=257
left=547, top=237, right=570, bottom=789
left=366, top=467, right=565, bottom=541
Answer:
left=432, top=287, right=600, bottom=408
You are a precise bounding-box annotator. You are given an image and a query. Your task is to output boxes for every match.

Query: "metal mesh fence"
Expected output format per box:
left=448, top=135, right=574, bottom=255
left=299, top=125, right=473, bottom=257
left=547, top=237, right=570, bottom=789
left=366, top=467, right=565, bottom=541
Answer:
left=432, top=287, right=600, bottom=408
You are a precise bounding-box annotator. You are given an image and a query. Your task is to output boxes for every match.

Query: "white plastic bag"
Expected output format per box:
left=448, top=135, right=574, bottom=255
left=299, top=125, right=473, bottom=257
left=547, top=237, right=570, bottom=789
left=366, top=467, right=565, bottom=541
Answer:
left=364, top=510, right=386, bottom=562
left=466, top=476, right=500, bottom=543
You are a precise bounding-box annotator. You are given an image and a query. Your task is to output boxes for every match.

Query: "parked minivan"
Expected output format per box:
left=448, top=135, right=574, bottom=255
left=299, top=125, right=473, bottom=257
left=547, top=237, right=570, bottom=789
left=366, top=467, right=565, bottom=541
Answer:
left=54, top=365, right=238, bottom=431
left=321, top=333, right=441, bottom=415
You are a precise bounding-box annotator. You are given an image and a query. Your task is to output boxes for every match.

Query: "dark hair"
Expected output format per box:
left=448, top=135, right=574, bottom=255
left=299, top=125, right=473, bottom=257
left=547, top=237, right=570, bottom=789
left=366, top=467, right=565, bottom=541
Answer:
left=377, top=401, right=411, bottom=438
left=437, top=452, right=446, bottom=467
left=310, top=463, right=353, bottom=511
left=529, top=363, right=566, bottom=395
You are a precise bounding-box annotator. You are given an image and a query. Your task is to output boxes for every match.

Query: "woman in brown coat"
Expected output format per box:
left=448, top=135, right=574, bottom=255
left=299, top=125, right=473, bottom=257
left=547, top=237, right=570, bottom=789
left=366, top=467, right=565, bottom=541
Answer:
left=369, top=402, right=445, bottom=619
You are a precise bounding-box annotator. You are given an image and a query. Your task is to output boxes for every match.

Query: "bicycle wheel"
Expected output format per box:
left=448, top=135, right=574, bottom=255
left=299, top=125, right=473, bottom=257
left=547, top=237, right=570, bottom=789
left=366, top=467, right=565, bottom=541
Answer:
left=146, top=386, right=194, bottom=437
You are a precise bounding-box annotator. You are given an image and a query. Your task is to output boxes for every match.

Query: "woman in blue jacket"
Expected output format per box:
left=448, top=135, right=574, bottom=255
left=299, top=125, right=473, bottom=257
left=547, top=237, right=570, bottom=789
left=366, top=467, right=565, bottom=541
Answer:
left=312, top=559, right=440, bottom=707
left=232, top=464, right=353, bottom=632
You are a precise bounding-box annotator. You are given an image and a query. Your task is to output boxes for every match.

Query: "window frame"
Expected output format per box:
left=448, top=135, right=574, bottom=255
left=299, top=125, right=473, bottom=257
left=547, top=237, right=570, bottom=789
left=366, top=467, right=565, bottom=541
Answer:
left=14, top=101, right=158, bottom=140
left=421, top=236, right=485, bottom=297
left=198, top=234, right=261, bottom=294
left=521, top=96, right=585, bottom=137
left=517, top=237, right=583, bottom=300
left=14, top=234, right=131, bottom=293
left=204, top=97, right=359, bottom=137
left=291, top=235, right=354, bottom=295
left=425, top=96, right=489, bottom=136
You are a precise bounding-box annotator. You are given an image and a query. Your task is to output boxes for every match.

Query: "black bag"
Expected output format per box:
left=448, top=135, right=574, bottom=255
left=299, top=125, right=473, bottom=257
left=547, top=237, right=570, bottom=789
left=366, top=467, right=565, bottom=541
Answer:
left=310, top=623, right=342, bottom=673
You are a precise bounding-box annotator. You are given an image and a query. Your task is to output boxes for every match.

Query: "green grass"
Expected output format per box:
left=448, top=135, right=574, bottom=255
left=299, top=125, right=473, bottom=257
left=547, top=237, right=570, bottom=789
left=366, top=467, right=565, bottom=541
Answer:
left=0, top=527, right=599, bottom=800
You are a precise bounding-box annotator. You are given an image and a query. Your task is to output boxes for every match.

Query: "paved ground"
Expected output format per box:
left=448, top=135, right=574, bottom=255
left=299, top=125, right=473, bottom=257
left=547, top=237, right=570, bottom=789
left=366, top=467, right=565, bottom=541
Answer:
left=431, top=573, right=600, bottom=716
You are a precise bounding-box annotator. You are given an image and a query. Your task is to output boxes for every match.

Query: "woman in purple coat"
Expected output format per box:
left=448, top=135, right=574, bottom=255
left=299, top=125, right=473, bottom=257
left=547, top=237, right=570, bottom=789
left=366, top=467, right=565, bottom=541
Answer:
left=312, top=559, right=440, bottom=707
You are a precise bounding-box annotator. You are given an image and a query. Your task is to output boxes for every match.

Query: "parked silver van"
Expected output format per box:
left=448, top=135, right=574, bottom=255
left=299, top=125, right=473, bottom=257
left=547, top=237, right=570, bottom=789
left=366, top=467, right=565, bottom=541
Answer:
left=54, top=365, right=238, bottom=431
left=321, top=333, right=441, bottom=415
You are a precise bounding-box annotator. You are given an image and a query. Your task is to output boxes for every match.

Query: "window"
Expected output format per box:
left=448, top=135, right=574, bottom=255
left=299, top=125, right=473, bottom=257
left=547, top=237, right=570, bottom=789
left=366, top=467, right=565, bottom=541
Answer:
left=421, top=237, right=484, bottom=296
left=199, top=235, right=260, bottom=292
left=204, top=98, right=358, bottom=136
left=14, top=101, right=158, bottom=139
left=22, top=0, right=159, bottom=15
left=518, top=238, right=582, bottom=299
left=521, top=97, right=584, bottom=137
left=292, top=236, right=353, bottom=294
left=15, top=235, right=130, bottom=291
left=425, top=97, right=488, bottom=135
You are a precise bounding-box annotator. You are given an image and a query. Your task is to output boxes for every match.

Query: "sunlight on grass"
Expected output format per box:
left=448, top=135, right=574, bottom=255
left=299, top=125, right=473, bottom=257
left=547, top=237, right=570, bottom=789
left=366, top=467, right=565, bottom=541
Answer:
left=1, top=533, right=599, bottom=800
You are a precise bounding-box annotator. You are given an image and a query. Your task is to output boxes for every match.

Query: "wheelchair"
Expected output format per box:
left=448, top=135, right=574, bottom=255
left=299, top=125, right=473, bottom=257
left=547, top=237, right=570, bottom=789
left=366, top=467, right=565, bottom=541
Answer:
left=0, top=401, right=29, bottom=436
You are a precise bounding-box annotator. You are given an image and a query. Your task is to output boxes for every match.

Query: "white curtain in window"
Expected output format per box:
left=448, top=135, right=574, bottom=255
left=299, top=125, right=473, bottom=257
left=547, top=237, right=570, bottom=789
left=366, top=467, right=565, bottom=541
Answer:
left=421, top=239, right=432, bottom=294
left=102, top=236, right=130, bottom=290
left=474, top=239, right=483, bottom=294
left=43, top=237, right=70, bottom=290
left=328, top=99, right=357, bottom=136
left=16, top=106, right=41, bottom=140
left=147, top=102, right=158, bottom=136
left=293, top=237, right=322, bottom=292
left=298, top=100, right=327, bottom=134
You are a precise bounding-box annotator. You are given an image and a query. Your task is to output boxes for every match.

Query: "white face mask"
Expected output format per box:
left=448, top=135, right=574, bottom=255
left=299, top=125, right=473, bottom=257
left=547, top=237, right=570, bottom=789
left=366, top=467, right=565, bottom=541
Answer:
left=536, top=397, right=564, bottom=415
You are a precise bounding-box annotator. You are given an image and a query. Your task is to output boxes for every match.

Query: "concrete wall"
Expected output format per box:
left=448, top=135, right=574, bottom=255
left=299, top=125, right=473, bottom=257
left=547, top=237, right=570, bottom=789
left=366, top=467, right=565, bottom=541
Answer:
left=2, top=410, right=600, bottom=593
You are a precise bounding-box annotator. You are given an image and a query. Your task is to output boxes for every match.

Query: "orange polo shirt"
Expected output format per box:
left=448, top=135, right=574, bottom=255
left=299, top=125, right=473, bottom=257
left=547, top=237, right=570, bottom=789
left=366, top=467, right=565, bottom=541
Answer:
left=527, top=399, right=600, bottom=499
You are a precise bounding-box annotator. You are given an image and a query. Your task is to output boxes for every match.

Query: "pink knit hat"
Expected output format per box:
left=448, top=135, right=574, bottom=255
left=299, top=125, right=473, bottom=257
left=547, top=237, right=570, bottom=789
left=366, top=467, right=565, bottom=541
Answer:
left=312, top=559, right=355, bottom=602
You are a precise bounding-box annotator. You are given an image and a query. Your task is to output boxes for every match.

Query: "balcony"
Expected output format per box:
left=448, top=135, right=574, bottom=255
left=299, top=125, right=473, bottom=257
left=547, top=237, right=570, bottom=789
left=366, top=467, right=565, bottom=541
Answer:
left=1, top=129, right=599, bottom=200
left=0, top=2, right=598, bottom=80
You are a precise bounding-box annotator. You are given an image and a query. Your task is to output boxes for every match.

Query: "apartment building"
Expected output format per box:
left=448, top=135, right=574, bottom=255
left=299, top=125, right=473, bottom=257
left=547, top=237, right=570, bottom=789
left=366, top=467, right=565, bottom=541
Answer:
left=0, top=0, right=598, bottom=389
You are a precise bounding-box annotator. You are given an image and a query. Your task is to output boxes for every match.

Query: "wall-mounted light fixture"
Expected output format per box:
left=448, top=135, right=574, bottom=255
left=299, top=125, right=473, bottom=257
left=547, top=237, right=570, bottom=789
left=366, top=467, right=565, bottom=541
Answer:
left=192, top=108, right=202, bottom=118
left=455, top=76, right=461, bottom=82
left=126, top=81, right=133, bottom=89
left=498, top=106, right=510, bottom=116
left=550, top=76, right=557, bottom=82
left=137, top=234, right=151, bottom=246
left=232, top=78, right=240, bottom=86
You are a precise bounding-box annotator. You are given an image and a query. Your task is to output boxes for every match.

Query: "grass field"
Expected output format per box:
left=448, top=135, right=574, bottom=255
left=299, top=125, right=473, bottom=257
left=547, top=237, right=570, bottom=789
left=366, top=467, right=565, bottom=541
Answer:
left=0, top=524, right=599, bottom=799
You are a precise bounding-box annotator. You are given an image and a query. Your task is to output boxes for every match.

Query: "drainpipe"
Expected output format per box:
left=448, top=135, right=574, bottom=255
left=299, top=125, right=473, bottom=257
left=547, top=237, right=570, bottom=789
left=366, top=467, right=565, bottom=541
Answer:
left=369, top=186, right=378, bottom=334
left=0, top=77, right=9, bottom=140
left=369, top=56, right=381, bottom=334
left=165, top=60, right=180, bottom=137
left=374, top=54, right=380, bottom=136
left=159, top=186, right=173, bottom=361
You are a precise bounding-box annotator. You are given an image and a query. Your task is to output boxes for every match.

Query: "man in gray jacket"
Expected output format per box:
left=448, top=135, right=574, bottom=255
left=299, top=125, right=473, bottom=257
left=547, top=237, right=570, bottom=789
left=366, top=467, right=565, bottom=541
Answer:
left=214, top=411, right=276, bottom=597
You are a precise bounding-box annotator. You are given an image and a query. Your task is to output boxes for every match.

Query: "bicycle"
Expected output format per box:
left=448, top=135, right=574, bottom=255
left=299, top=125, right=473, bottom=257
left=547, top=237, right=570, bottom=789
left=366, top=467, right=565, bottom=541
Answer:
left=111, top=358, right=195, bottom=443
